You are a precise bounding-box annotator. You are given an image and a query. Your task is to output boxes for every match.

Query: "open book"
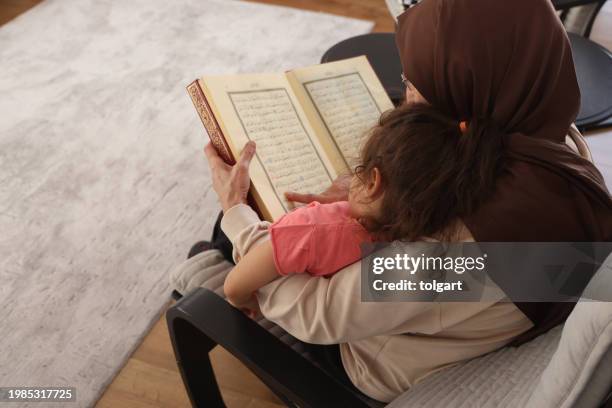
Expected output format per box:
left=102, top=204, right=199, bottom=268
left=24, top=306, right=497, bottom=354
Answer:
left=187, top=56, right=394, bottom=221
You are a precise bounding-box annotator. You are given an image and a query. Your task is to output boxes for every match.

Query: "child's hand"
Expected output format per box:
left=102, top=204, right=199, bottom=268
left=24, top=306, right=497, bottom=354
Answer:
left=228, top=293, right=261, bottom=319
left=285, top=173, right=351, bottom=204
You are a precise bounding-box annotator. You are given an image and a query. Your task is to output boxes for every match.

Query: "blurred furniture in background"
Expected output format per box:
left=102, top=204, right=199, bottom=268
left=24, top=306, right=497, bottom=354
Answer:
left=555, top=0, right=612, bottom=129
left=321, top=33, right=404, bottom=104
left=569, top=32, right=612, bottom=129
left=555, top=0, right=607, bottom=37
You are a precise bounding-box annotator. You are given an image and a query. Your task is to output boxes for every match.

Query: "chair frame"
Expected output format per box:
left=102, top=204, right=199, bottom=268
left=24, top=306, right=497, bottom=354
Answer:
left=166, top=288, right=373, bottom=408
left=167, top=287, right=612, bottom=408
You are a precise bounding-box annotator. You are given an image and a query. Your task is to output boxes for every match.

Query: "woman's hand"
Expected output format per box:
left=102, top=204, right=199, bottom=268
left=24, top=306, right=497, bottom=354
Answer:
left=204, top=141, right=256, bottom=212
left=285, top=173, right=352, bottom=204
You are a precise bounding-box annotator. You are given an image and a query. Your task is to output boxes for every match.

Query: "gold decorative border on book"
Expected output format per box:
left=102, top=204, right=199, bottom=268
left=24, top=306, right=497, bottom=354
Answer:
left=187, top=81, right=235, bottom=164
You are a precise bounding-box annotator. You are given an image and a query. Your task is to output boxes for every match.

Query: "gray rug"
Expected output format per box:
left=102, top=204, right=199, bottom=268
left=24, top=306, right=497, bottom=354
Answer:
left=0, top=1, right=372, bottom=406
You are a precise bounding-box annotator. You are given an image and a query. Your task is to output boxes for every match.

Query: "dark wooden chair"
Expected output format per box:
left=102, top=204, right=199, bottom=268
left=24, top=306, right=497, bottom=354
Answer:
left=167, top=288, right=378, bottom=408
left=167, top=286, right=612, bottom=407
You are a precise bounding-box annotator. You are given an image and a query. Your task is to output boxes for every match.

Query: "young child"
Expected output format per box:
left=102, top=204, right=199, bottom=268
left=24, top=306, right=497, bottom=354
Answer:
left=224, top=103, right=475, bottom=312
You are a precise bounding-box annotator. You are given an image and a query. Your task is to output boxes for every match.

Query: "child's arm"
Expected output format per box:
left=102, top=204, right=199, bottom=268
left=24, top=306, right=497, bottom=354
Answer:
left=224, top=239, right=279, bottom=309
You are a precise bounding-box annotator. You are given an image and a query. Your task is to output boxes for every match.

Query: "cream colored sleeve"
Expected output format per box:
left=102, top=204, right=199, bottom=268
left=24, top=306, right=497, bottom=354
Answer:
left=221, top=204, right=440, bottom=344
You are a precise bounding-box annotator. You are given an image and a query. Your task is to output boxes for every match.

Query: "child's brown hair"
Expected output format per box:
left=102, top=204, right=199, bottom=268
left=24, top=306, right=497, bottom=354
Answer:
left=355, top=103, right=506, bottom=241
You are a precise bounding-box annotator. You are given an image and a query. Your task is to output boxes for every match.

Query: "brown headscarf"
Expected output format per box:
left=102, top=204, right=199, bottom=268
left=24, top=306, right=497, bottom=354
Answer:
left=396, top=0, right=612, bottom=344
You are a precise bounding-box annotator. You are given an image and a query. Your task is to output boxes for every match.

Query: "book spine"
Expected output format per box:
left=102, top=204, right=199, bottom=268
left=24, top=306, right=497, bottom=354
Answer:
left=187, top=80, right=236, bottom=165
left=186, top=79, right=266, bottom=220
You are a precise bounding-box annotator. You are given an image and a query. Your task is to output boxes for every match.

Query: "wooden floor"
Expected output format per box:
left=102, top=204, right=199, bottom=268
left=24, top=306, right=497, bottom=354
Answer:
left=0, top=0, right=41, bottom=25
left=3, top=1, right=611, bottom=407
left=96, top=307, right=286, bottom=408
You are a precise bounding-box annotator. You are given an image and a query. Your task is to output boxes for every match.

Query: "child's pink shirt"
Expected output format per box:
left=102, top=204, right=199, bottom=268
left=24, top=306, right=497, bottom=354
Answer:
left=269, top=201, right=372, bottom=277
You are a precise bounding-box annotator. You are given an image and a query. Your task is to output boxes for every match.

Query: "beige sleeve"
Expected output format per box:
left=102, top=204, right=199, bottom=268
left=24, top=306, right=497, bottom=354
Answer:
left=221, top=204, right=440, bottom=344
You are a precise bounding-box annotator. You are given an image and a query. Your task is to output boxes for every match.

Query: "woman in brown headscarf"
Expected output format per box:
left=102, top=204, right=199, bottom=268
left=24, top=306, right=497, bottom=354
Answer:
left=174, top=0, right=612, bottom=402
left=395, top=0, right=612, bottom=343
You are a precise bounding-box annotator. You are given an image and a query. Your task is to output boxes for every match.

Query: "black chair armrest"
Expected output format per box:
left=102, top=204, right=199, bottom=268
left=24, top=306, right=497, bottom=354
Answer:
left=166, top=287, right=372, bottom=408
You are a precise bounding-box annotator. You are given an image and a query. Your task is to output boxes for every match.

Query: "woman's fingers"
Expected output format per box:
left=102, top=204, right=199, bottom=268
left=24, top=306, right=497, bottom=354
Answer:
left=203, top=141, right=256, bottom=211
left=203, top=143, right=227, bottom=170
left=237, top=141, right=256, bottom=171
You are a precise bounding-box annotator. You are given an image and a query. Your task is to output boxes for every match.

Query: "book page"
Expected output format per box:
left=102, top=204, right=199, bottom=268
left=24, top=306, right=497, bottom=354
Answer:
left=287, top=56, right=395, bottom=174
left=199, top=74, right=337, bottom=221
